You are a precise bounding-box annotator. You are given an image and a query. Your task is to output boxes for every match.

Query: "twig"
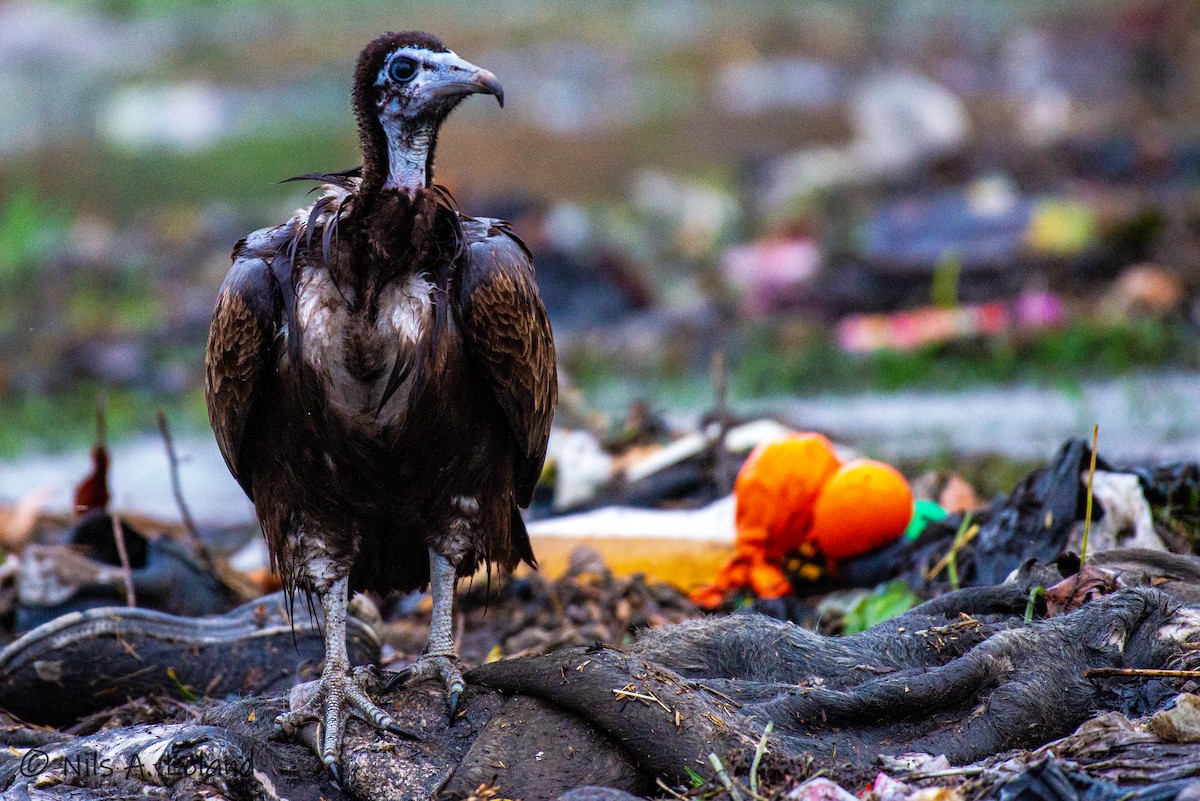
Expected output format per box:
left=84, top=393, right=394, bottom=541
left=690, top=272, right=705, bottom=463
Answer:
left=655, top=778, right=688, bottom=800
left=1085, top=667, right=1200, bottom=680
left=111, top=515, right=136, bottom=607
left=697, top=683, right=743, bottom=708
left=160, top=696, right=203, bottom=721
left=947, top=513, right=972, bottom=590
left=711, top=350, right=734, bottom=496
left=612, top=686, right=671, bottom=712
left=905, top=766, right=985, bottom=781
left=1080, top=424, right=1099, bottom=563
left=156, top=410, right=202, bottom=559
left=166, top=666, right=198, bottom=702
left=707, top=753, right=743, bottom=801
left=927, top=513, right=978, bottom=584
left=750, top=721, right=772, bottom=796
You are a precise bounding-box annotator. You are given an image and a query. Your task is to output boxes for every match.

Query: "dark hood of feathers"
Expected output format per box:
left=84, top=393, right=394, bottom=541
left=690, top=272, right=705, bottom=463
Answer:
left=353, top=31, right=449, bottom=197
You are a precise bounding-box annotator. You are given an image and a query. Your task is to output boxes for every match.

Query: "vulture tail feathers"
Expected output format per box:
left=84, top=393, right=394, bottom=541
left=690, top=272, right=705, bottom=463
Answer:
left=510, top=506, right=536, bottom=568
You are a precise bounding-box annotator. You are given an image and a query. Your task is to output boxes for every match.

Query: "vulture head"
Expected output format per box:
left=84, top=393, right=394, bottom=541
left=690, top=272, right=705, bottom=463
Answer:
left=353, top=31, right=503, bottom=195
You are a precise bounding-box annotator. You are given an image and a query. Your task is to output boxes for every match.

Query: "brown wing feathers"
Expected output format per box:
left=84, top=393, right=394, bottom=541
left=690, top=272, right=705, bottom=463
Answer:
left=459, top=220, right=558, bottom=507
left=204, top=253, right=280, bottom=497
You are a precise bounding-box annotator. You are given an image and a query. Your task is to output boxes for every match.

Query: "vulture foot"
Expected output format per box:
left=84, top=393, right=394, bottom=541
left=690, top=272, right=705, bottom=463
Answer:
left=382, top=548, right=467, bottom=721
left=276, top=663, right=414, bottom=782
left=388, top=652, right=466, bottom=719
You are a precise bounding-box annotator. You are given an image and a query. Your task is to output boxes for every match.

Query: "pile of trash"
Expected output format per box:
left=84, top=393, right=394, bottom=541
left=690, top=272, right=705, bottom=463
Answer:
left=4, top=424, right=1200, bottom=800
left=380, top=546, right=701, bottom=667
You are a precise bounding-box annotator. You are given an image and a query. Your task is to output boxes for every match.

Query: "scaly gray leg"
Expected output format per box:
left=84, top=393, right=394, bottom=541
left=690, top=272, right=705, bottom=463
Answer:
left=275, top=575, right=409, bottom=784
left=387, top=548, right=466, bottom=718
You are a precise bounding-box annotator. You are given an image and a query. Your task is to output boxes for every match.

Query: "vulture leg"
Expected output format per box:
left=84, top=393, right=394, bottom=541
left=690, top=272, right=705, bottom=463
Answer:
left=389, top=549, right=466, bottom=719
left=276, top=575, right=409, bottom=782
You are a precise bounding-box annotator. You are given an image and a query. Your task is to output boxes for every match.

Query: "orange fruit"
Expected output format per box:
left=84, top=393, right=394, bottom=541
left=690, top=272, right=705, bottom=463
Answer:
left=735, top=433, right=841, bottom=560
left=811, top=459, right=913, bottom=560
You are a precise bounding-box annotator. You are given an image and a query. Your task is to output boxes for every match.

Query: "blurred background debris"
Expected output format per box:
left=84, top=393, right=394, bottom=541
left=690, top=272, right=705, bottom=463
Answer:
left=3, top=1, right=1200, bottom=494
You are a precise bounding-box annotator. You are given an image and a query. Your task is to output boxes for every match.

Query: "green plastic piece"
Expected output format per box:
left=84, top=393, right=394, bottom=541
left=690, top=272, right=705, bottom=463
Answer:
left=904, top=499, right=948, bottom=541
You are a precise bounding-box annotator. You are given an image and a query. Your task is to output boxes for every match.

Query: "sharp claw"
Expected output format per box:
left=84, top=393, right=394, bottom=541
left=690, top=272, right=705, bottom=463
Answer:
left=326, top=760, right=342, bottom=788
left=382, top=668, right=411, bottom=692
left=386, top=720, right=417, bottom=739
left=448, top=690, right=461, bottom=721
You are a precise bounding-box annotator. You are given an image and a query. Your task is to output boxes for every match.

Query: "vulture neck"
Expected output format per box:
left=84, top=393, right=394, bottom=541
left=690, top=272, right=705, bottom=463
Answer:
left=380, top=118, right=437, bottom=195
left=350, top=115, right=446, bottom=283
left=357, top=110, right=442, bottom=201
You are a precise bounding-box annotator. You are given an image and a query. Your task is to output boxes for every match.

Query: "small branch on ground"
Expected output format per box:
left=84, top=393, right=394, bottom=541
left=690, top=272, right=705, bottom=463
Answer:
left=111, top=515, right=136, bottom=607
left=156, top=409, right=203, bottom=560
left=708, top=752, right=744, bottom=801
left=1084, top=667, right=1200, bottom=680
left=711, top=350, right=734, bottom=496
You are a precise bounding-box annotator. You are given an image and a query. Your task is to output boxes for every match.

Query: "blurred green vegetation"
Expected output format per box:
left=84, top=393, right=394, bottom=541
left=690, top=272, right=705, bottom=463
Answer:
left=735, top=319, right=1200, bottom=396
left=1, top=0, right=1196, bottom=461
left=841, top=580, right=921, bottom=634
left=6, top=134, right=356, bottom=225
left=565, top=318, right=1200, bottom=411
left=0, top=386, right=208, bottom=457
left=0, top=190, right=69, bottom=294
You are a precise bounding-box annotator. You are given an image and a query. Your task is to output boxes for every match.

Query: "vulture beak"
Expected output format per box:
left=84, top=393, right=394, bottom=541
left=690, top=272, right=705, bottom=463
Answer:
left=430, top=54, right=505, bottom=107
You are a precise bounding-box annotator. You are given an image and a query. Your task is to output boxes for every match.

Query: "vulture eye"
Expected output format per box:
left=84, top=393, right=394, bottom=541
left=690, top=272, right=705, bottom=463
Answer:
left=388, top=57, right=419, bottom=83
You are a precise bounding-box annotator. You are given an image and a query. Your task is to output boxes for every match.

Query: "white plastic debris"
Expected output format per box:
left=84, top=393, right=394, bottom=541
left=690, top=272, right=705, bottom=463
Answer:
left=624, top=419, right=795, bottom=484
left=546, top=429, right=615, bottom=511
left=527, top=495, right=734, bottom=543
left=1069, top=470, right=1165, bottom=553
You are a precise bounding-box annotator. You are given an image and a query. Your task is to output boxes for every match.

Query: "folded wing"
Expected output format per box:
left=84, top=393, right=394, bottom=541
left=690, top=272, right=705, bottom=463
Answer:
left=456, top=217, right=557, bottom=507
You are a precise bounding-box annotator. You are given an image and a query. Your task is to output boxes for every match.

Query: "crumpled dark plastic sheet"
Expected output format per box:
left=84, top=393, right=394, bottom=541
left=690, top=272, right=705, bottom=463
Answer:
left=840, top=438, right=1109, bottom=592
left=970, top=438, right=1107, bottom=586
left=998, top=757, right=1197, bottom=801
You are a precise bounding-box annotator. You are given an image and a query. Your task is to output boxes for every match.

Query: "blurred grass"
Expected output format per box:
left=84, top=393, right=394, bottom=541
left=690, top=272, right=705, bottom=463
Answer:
left=0, top=386, right=210, bottom=457
left=734, top=319, right=1200, bottom=397
left=3, top=132, right=358, bottom=225
left=0, top=189, right=69, bottom=292
left=565, top=318, right=1200, bottom=411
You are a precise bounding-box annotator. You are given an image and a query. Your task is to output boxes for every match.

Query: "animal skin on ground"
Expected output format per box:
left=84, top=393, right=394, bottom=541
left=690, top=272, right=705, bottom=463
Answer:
left=3, top=589, right=1198, bottom=800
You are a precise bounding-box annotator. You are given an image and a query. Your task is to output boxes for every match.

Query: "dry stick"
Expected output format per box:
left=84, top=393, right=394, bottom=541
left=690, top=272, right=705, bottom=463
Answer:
left=111, top=515, right=136, bottom=607
left=156, top=410, right=202, bottom=559
left=905, top=766, right=985, bottom=781
left=655, top=778, right=688, bottom=801
left=1085, top=667, right=1200, bottom=680
left=926, top=515, right=979, bottom=583
left=947, top=514, right=975, bottom=590
left=1080, top=423, right=1100, bottom=564
left=711, top=350, right=734, bottom=496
